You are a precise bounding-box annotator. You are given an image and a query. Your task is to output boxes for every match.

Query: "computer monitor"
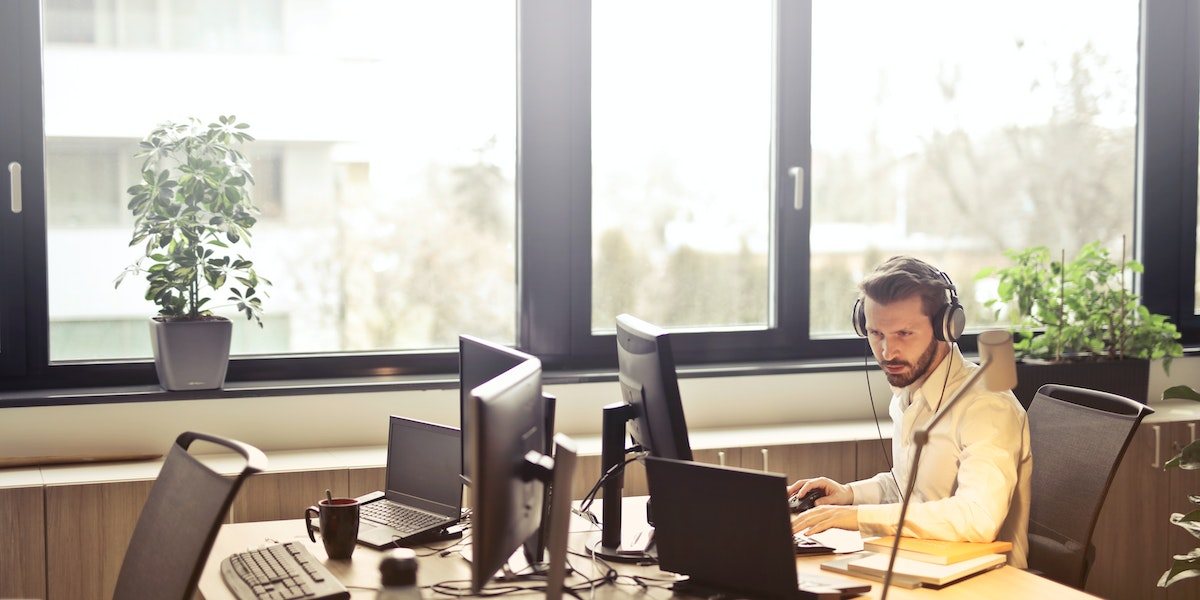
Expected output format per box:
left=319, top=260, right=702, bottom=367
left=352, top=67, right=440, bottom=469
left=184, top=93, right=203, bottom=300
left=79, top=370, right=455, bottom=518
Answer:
left=616, top=314, right=693, bottom=461
left=592, top=314, right=694, bottom=561
left=467, top=357, right=548, bottom=594
left=459, top=335, right=535, bottom=485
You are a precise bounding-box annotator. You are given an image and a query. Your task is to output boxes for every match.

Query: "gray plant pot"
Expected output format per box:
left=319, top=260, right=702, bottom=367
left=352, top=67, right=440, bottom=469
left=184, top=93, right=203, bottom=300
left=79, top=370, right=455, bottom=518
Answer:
left=149, top=317, right=232, bottom=391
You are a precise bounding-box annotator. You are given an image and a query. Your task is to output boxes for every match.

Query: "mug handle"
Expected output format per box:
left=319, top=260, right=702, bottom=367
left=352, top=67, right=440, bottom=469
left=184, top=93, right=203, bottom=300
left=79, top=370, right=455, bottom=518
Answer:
left=305, top=506, right=320, bottom=543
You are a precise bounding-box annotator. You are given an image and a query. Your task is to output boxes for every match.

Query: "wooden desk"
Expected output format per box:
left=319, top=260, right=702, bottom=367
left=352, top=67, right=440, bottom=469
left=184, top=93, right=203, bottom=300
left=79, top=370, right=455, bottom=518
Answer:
left=198, top=517, right=1095, bottom=599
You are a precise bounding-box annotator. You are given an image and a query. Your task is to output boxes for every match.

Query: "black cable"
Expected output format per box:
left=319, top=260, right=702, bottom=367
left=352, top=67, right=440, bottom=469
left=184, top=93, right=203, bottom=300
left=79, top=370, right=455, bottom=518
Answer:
left=577, top=450, right=646, bottom=515
left=864, top=340, right=901, bottom=500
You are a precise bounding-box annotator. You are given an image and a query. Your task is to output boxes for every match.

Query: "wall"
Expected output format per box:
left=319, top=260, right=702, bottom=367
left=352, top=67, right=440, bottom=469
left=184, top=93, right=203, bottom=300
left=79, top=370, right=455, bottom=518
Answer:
left=2, top=355, right=1198, bottom=460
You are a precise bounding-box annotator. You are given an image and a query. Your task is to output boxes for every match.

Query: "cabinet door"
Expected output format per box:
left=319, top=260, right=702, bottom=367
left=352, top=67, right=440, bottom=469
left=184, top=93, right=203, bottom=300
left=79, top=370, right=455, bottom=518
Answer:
left=855, top=439, right=895, bottom=481
left=230, top=470, right=348, bottom=523
left=744, top=442, right=856, bottom=487
left=347, top=467, right=386, bottom=498
left=0, top=486, right=45, bottom=599
left=693, top=448, right=742, bottom=468
left=1086, top=422, right=1171, bottom=600
left=1167, top=421, right=1200, bottom=600
left=45, top=480, right=153, bottom=600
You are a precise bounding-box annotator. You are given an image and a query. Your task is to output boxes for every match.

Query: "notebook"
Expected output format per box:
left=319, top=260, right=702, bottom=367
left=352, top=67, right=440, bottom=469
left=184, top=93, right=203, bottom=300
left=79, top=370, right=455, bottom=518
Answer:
left=843, top=552, right=1006, bottom=587
left=645, top=456, right=871, bottom=599
left=353, top=416, right=464, bottom=548
left=862, top=536, right=1013, bottom=565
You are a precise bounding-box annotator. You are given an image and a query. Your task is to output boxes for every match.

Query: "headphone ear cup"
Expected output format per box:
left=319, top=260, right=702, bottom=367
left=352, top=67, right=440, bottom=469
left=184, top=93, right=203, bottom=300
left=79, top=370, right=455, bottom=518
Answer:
left=945, top=302, right=966, bottom=342
left=932, top=302, right=966, bottom=342
left=852, top=298, right=867, bottom=337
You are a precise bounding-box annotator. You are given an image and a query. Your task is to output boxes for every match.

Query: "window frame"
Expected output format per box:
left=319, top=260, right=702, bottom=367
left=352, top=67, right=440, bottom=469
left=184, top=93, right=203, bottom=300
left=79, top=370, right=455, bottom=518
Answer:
left=3, top=0, right=1198, bottom=397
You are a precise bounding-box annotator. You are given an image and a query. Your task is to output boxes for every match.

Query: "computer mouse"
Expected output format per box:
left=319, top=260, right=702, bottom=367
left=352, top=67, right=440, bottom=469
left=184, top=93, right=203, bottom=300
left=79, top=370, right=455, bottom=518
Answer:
left=789, top=488, right=826, bottom=514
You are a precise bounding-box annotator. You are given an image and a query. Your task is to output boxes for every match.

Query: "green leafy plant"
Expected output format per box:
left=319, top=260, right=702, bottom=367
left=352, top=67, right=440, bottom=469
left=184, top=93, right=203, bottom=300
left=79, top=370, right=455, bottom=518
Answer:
left=976, top=242, right=1181, bottom=370
left=1160, top=384, right=1200, bottom=587
left=116, top=115, right=270, bottom=324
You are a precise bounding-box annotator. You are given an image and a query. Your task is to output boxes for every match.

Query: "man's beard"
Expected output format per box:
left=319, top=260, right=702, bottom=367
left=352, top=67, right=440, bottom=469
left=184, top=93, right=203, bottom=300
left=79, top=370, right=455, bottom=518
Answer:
left=881, top=337, right=939, bottom=388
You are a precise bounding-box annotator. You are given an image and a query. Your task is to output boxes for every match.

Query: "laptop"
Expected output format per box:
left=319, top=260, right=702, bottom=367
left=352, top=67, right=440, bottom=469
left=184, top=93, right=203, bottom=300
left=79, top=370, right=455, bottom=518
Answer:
left=645, top=456, right=871, bottom=600
left=354, top=416, right=464, bottom=549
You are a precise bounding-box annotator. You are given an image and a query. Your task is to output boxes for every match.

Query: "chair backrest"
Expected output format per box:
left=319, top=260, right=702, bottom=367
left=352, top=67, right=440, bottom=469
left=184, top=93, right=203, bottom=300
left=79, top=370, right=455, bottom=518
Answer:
left=1026, top=384, right=1152, bottom=589
left=112, top=431, right=267, bottom=600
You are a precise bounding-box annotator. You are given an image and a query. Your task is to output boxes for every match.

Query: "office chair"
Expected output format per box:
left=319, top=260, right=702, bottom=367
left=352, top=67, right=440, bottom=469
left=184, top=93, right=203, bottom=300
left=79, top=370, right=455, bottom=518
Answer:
left=112, top=431, right=267, bottom=600
left=1025, top=384, right=1153, bottom=589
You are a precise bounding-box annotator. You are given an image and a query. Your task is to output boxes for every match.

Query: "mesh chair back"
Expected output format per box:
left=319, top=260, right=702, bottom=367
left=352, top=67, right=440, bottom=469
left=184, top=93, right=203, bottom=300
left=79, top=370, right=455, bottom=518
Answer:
left=113, top=431, right=266, bottom=600
left=1026, top=384, right=1152, bottom=589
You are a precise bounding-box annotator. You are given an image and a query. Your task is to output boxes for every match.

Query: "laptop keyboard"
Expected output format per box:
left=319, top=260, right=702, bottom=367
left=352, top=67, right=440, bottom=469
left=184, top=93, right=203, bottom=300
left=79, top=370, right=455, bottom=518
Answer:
left=794, top=532, right=835, bottom=554
left=361, top=500, right=445, bottom=533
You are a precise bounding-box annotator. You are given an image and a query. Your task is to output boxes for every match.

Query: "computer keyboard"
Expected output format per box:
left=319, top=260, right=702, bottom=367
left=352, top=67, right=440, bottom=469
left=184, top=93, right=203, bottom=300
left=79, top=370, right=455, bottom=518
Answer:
left=361, top=500, right=444, bottom=532
left=220, top=542, right=350, bottom=600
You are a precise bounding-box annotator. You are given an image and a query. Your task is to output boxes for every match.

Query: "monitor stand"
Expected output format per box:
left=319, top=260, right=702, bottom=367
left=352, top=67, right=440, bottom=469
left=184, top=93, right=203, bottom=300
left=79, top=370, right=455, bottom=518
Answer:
left=585, top=402, right=655, bottom=563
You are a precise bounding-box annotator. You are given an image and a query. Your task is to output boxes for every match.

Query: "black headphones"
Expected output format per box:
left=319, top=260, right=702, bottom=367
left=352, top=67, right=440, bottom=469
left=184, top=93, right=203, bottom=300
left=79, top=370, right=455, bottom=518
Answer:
left=851, top=270, right=965, bottom=343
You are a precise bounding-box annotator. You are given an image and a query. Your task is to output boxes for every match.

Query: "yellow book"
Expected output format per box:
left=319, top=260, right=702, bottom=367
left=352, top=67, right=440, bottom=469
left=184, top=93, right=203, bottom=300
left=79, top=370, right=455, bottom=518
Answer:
left=862, top=536, right=1013, bottom=565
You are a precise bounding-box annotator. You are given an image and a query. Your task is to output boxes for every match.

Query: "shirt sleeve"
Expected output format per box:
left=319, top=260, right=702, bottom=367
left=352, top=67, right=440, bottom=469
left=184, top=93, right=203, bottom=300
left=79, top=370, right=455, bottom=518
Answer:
left=848, top=470, right=901, bottom=505
left=856, top=393, right=1025, bottom=542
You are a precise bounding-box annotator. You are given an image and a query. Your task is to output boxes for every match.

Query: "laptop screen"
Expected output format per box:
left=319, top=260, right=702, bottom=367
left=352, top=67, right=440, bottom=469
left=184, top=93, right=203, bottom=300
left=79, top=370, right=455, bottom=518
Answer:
left=385, top=416, right=463, bottom=515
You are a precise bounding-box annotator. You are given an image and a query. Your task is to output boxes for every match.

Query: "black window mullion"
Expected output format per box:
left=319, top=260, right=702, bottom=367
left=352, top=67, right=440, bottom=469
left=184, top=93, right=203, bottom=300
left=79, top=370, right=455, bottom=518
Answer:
left=0, top=0, right=43, bottom=378
left=518, top=0, right=586, bottom=369
left=1138, top=0, right=1199, bottom=343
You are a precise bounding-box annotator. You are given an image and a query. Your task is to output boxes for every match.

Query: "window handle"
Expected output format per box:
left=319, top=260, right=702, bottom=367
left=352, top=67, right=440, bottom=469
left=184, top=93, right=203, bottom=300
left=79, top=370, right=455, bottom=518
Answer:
left=8, top=162, right=20, bottom=214
left=717, top=451, right=726, bottom=466
left=761, top=448, right=769, bottom=472
left=788, top=166, right=804, bottom=211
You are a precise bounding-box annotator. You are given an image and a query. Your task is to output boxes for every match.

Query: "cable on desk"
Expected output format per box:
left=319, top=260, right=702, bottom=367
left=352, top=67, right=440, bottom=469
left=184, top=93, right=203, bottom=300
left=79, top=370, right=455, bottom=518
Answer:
left=575, top=450, right=647, bottom=522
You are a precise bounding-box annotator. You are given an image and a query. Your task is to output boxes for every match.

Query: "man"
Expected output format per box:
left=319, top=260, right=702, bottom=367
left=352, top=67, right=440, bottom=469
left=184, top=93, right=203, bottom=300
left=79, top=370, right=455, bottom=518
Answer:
left=790, top=256, right=1032, bottom=568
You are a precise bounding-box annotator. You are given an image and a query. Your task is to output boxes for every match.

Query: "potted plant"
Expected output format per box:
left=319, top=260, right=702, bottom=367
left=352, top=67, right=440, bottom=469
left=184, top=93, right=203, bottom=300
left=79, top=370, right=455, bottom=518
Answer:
left=1160, top=384, right=1200, bottom=587
left=115, top=115, right=270, bottom=390
left=976, top=241, right=1182, bottom=405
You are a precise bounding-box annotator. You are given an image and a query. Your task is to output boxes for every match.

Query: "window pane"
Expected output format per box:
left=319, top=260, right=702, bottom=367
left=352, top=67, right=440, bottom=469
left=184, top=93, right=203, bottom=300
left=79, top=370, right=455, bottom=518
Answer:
left=591, top=0, right=773, bottom=332
left=43, top=1, right=516, bottom=361
left=810, top=1, right=1138, bottom=336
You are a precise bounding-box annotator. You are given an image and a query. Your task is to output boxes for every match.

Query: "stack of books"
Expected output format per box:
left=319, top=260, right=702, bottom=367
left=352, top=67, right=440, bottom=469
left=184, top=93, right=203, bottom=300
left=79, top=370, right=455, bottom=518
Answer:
left=820, top=536, right=1012, bottom=589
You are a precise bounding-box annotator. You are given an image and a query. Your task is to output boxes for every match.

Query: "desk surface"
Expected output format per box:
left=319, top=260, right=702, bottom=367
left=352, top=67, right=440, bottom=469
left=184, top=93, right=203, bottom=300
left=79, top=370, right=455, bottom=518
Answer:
left=198, top=518, right=1095, bottom=600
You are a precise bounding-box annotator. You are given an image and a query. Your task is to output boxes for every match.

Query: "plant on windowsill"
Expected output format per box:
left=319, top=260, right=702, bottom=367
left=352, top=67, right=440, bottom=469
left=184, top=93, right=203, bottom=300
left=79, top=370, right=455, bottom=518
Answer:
left=1160, top=384, right=1200, bottom=587
left=975, top=241, right=1182, bottom=404
left=115, top=115, right=270, bottom=391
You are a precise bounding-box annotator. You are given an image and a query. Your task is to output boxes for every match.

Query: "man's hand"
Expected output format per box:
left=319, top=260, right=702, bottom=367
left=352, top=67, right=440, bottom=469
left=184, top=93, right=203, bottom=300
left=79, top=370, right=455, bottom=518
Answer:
left=791, top=505, right=859, bottom=535
left=788, top=477, right=853, bottom=506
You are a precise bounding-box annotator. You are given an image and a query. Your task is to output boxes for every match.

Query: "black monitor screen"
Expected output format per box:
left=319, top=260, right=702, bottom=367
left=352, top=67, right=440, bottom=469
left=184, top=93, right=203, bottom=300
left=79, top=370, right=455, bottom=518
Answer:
left=615, top=314, right=693, bottom=461
left=467, top=358, right=547, bottom=593
left=459, top=335, right=534, bottom=484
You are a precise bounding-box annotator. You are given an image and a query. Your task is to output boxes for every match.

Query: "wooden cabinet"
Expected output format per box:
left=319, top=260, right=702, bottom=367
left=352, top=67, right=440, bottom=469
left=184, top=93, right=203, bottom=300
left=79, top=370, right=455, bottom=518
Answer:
left=45, top=480, right=153, bottom=600
left=0, top=485, right=45, bottom=599
left=1087, top=420, right=1200, bottom=600
left=230, top=469, right=348, bottom=523
left=347, top=467, right=386, bottom=498
left=1166, top=421, right=1200, bottom=600
left=855, top=439, right=894, bottom=481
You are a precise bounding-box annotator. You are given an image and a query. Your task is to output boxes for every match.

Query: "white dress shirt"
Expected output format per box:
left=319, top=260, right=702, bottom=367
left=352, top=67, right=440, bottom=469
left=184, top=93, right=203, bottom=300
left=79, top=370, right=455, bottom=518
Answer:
left=848, top=346, right=1032, bottom=569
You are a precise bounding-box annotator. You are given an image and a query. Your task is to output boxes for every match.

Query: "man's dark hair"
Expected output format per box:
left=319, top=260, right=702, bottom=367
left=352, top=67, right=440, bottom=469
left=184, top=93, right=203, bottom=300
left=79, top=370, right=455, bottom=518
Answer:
left=858, top=256, right=951, bottom=318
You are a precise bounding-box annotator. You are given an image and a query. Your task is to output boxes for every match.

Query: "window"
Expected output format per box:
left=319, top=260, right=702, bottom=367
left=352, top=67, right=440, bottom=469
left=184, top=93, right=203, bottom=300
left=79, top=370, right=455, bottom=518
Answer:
left=2, top=0, right=1198, bottom=392
left=590, top=0, right=773, bottom=332
left=810, top=0, right=1139, bottom=336
left=38, top=0, right=517, bottom=364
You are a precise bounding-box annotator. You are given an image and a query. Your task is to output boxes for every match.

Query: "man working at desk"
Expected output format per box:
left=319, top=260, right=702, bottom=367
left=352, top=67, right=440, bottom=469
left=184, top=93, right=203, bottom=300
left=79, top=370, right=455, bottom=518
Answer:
left=789, top=256, right=1032, bottom=568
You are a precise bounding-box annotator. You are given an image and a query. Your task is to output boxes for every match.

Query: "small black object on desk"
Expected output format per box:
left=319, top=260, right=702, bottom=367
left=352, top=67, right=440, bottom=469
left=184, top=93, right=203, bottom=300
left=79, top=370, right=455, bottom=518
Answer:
left=789, top=488, right=826, bottom=514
